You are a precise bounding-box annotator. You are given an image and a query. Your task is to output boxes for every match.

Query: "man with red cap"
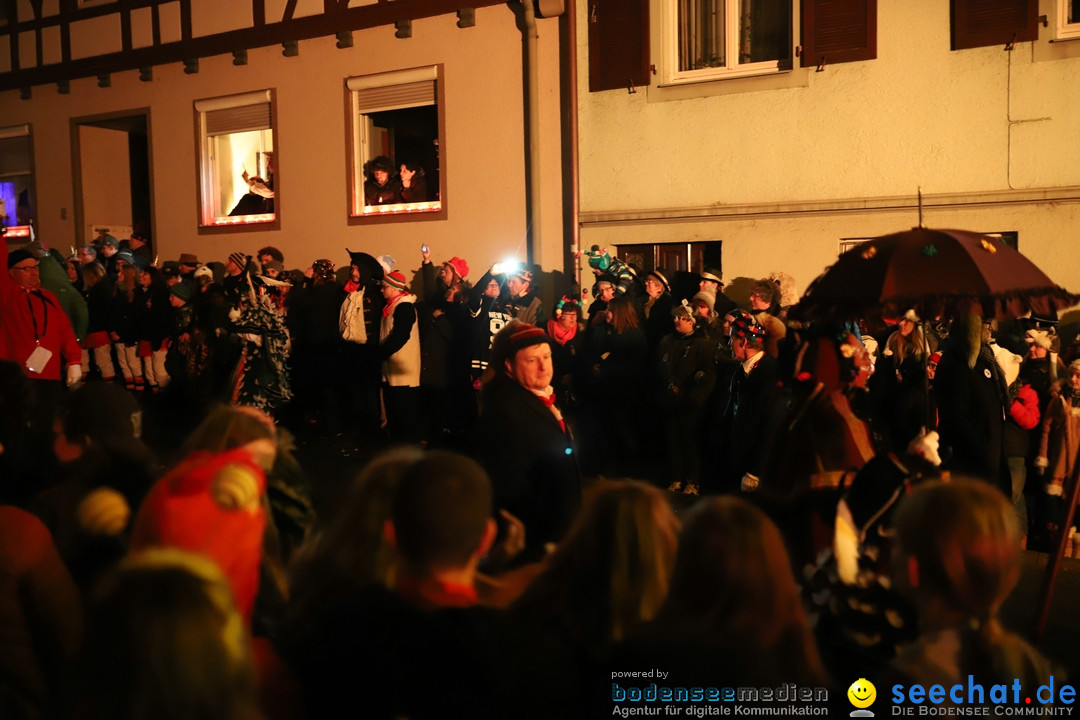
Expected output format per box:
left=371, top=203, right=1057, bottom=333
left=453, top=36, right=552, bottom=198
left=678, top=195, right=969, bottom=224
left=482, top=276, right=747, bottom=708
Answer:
left=479, top=321, right=580, bottom=562
left=380, top=269, right=421, bottom=442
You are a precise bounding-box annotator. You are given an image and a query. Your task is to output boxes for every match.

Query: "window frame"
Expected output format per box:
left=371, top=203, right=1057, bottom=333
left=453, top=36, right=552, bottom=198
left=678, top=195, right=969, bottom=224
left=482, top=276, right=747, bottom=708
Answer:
left=658, top=0, right=795, bottom=86
left=0, top=124, right=36, bottom=240
left=194, top=89, right=280, bottom=234
left=346, top=64, right=447, bottom=224
left=1055, top=0, right=1080, bottom=39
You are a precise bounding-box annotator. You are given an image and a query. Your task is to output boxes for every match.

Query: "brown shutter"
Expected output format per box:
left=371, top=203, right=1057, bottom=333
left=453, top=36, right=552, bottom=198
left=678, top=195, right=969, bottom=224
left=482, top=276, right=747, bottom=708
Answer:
left=951, top=0, right=1038, bottom=50
left=587, top=0, right=650, bottom=93
left=801, top=0, right=877, bottom=68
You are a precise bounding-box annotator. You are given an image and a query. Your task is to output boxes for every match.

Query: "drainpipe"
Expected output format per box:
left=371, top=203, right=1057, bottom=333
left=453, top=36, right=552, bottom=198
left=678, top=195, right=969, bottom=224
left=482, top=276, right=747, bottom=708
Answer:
left=523, top=0, right=541, bottom=267
left=563, top=0, right=580, bottom=290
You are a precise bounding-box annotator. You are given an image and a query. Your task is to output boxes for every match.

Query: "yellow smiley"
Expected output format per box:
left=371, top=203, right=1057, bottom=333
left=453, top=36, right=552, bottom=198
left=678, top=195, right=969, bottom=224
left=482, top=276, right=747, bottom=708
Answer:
left=848, top=678, right=877, bottom=709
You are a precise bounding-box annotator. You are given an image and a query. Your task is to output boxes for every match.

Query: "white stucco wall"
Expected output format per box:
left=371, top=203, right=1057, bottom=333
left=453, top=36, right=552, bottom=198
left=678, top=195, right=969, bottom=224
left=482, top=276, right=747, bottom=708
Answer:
left=576, top=0, right=1080, bottom=297
left=0, top=5, right=566, bottom=281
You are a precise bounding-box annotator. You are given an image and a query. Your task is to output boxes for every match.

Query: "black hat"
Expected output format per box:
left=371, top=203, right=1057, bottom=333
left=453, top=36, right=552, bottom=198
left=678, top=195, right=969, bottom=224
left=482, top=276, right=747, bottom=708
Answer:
left=646, top=268, right=671, bottom=293
left=7, top=248, right=33, bottom=269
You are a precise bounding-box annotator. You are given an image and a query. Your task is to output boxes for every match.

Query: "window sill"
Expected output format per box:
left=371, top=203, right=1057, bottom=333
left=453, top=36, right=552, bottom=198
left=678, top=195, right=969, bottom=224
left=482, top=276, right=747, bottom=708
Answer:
left=1032, top=33, right=1080, bottom=61
left=1, top=225, right=32, bottom=239
left=646, top=67, right=810, bottom=103
left=197, top=214, right=280, bottom=235
left=349, top=201, right=446, bottom=225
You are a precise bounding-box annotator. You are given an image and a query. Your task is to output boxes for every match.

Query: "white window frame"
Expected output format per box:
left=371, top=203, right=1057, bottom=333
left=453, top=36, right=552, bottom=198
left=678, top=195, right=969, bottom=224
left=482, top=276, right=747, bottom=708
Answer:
left=347, top=65, right=445, bottom=221
left=194, top=89, right=277, bottom=230
left=1055, top=0, right=1080, bottom=39
left=659, top=0, right=793, bottom=86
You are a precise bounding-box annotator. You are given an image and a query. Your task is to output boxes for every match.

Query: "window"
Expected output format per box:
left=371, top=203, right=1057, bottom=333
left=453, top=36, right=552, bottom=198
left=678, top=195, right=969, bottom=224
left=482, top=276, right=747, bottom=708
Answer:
left=951, top=0, right=1037, bottom=50
left=348, top=66, right=444, bottom=220
left=195, top=90, right=277, bottom=229
left=1056, top=0, right=1080, bottom=39
left=0, top=124, right=35, bottom=239
left=660, top=0, right=793, bottom=84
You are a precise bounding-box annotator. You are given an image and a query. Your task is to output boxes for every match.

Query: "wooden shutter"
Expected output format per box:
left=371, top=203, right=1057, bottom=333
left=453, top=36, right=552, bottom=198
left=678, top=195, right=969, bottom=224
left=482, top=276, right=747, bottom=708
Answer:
left=587, top=0, right=650, bottom=92
left=951, top=0, right=1038, bottom=50
left=801, top=0, right=877, bottom=68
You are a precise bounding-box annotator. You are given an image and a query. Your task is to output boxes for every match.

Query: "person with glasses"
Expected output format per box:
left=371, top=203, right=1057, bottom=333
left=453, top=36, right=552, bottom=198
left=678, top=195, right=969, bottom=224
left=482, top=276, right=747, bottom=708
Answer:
left=3, top=246, right=83, bottom=388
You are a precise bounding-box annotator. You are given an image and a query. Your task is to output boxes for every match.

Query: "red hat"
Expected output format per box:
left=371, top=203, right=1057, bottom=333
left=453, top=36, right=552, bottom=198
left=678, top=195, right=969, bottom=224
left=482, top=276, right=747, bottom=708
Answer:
left=384, top=270, right=409, bottom=292
left=130, top=446, right=267, bottom=624
left=443, top=256, right=469, bottom=281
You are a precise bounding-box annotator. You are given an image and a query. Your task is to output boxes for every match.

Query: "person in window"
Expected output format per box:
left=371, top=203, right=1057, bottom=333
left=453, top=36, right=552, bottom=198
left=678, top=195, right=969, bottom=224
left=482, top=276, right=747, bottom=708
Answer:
left=398, top=161, right=428, bottom=203
left=228, top=152, right=275, bottom=217
left=363, top=156, right=403, bottom=206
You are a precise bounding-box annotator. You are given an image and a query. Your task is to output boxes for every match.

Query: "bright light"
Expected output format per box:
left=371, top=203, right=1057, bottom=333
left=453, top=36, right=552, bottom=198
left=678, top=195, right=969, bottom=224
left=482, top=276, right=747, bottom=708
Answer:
left=211, top=213, right=275, bottom=226
left=360, top=201, right=441, bottom=216
left=2, top=225, right=31, bottom=238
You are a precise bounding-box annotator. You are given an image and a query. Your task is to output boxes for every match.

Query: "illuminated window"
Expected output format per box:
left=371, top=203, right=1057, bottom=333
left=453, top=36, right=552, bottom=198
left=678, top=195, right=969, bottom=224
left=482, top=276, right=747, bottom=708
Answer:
left=0, top=124, right=35, bottom=238
left=348, top=66, right=444, bottom=220
left=195, top=90, right=277, bottom=229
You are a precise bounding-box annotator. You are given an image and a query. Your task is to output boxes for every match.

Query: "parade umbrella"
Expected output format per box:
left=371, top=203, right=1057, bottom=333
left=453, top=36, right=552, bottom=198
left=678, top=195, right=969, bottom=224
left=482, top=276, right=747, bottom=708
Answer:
left=345, top=249, right=384, bottom=284
left=790, top=227, right=1080, bottom=323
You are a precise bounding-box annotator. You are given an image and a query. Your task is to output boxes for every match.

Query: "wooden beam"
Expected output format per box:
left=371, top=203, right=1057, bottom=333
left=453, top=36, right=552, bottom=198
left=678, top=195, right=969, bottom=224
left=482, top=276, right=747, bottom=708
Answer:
left=0, top=0, right=505, bottom=92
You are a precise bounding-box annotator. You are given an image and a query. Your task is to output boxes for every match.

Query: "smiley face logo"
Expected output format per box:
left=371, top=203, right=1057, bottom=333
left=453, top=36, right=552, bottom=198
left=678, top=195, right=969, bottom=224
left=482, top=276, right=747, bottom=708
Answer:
left=848, top=678, right=876, bottom=709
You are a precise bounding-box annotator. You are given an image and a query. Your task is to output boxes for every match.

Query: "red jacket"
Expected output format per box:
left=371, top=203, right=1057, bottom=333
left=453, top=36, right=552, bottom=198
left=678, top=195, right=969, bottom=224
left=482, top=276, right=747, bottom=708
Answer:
left=0, top=242, right=81, bottom=381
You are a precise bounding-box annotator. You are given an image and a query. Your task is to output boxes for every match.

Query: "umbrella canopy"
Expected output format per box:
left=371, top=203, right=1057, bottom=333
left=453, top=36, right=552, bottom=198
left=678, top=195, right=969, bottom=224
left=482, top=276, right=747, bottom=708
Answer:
left=791, top=227, right=1080, bottom=322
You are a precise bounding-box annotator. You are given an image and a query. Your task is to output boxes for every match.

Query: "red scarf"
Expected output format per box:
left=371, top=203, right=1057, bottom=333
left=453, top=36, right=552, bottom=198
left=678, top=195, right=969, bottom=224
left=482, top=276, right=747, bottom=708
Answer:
left=382, top=292, right=408, bottom=318
left=531, top=386, right=566, bottom=432
left=547, top=318, right=577, bottom=346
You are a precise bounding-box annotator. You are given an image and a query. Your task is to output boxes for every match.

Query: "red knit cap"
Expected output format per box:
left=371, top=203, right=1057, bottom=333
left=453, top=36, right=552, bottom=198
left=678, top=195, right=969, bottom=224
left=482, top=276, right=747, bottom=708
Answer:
left=384, top=270, right=408, bottom=292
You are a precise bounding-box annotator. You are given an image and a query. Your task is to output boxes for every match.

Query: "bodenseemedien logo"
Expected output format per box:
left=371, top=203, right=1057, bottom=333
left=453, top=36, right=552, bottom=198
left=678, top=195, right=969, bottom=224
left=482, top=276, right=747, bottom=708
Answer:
left=849, top=679, right=877, bottom=717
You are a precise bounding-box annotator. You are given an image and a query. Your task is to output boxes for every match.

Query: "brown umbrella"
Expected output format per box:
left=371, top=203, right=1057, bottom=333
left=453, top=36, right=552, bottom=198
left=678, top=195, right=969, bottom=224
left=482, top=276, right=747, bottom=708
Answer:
left=791, top=227, right=1080, bottom=322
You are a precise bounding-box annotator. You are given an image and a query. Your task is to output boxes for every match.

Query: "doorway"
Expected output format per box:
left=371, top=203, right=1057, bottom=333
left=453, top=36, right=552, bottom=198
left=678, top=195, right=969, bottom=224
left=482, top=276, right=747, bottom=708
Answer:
left=617, top=241, right=722, bottom=300
left=71, top=111, right=152, bottom=253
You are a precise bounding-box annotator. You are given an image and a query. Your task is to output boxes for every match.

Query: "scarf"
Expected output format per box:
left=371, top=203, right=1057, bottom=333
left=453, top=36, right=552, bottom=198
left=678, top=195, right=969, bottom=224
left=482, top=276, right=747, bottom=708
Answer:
left=382, top=292, right=409, bottom=318
left=546, top=318, right=577, bottom=346
left=530, top=386, right=565, bottom=433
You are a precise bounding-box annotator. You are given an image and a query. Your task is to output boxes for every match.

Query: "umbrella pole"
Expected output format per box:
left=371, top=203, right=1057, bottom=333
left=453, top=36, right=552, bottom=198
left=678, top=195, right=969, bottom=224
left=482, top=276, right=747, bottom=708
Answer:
left=1031, top=447, right=1080, bottom=641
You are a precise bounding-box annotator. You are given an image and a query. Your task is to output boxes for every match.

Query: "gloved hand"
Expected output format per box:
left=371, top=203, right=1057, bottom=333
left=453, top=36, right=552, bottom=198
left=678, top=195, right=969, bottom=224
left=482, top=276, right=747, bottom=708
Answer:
left=1035, top=456, right=1049, bottom=475
left=66, top=364, right=83, bottom=387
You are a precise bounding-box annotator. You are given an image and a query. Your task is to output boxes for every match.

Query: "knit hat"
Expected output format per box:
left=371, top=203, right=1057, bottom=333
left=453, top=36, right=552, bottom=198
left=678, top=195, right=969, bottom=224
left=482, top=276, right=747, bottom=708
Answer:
left=131, top=255, right=150, bottom=273
left=443, top=257, right=469, bottom=281
left=729, top=314, right=766, bottom=345
left=115, top=250, right=135, bottom=266
left=193, top=265, right=214, bottom=281
left=692, top=291, right=715, bottom=314
left=586, top=245, right=612, bottom=272
left=227, top=251, right=247, bottom=270
left=383, top=270, right=409, bottom=292
left=506, top=323, right=551, bottom=356
left=263, top=260, right=284, bottom=274
left=7, top=248, right=33, bottom=269
left=646, top=269, right=670, bottom=293
left=170, top=281, right=194, bottom=302
left=928, top=351, right=942, bottom=365
left=100, top=234, right=120, bottom=249
left=178, top=253, right=199, bottom=265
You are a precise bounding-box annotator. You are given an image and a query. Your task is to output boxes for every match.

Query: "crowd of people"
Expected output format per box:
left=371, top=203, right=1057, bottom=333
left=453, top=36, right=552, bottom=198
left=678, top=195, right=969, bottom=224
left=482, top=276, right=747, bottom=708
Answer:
left=0, top=231, right=1075, bottom=719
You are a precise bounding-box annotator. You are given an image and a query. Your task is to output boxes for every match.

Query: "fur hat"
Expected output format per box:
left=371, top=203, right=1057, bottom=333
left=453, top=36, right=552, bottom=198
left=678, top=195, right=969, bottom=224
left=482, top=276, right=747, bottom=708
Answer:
left=227, top=251, right=247, bottom=270
left=383, top=270, right=409, bottom=292
left=443, top=257, right=469, bottom=281
left=992, top=344, right=1023, bottom=388
left=1026, top=328, right=1053, bottom=351
left=903, top=308, right=920, bottom=323
left=193, top=265, right=214, bottom=281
